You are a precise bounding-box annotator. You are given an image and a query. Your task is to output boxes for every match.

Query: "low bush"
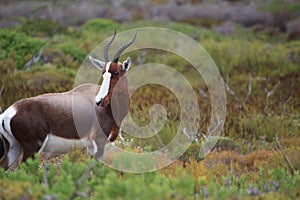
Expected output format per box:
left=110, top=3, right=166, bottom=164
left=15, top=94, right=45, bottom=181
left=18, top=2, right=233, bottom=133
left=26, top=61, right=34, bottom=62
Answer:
left=0, top=17, right=299, bottom=200
left=82, top=18, right=119, bottom=33
left=0, top=153, right=298, bottom=200
left=59, top=43, right=87, bottom=63
left=0, top=67, right=73, bottom=109
left=18, top=18, right=67, bottom=37
left=0, top=29, right=45, bottom=69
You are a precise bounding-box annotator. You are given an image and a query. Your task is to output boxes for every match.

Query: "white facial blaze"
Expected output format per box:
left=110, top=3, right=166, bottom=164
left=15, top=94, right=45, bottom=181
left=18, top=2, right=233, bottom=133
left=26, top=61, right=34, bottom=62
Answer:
left=95, top=62, right=112, bottom=104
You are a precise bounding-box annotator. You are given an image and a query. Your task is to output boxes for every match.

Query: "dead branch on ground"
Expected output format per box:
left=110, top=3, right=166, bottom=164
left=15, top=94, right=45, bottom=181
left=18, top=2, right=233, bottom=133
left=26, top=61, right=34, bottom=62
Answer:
left=264, top=79, right=280, bottom=115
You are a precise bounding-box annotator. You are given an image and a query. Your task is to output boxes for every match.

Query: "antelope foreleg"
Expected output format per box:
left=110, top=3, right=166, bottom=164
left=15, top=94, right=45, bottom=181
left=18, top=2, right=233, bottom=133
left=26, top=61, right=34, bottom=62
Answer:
left=94, top=133, right=107, bottom=161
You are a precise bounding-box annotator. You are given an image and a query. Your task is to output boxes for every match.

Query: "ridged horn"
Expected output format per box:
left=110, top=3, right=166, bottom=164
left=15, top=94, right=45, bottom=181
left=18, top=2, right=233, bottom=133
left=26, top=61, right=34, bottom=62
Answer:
left=112, top=32, right=137, bottom=63
left=104, top=30, right=116, bottom=62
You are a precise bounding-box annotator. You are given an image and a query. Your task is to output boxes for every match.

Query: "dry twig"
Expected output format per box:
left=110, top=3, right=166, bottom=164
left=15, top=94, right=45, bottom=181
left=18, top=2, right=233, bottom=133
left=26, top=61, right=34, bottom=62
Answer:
left=24, top=45, right=45, bottom=70
left=224, top=81, right=240, bottom=103
left=275, top=136, right=295, bottom=174
left=242, top=73, right=253, bottom=106
left=0, top=84, right=4, bottom=96
left=285, top=81, right=294, bottom=104
left=69, top=161, right=98, bottom=200
left=224, top=73, right=253, bottom=110
left=198, top=88, right=208, bottom=100
left=0, top=84, right=4, bottom=114
left=202, top=116, right=223, bottom=140
left=264, top=80, right=280, bottom=115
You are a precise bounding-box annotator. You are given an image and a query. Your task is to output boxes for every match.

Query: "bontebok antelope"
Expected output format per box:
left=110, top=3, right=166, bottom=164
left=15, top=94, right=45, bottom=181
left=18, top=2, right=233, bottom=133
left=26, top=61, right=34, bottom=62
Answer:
left=0, top=31, right=136, bottom=170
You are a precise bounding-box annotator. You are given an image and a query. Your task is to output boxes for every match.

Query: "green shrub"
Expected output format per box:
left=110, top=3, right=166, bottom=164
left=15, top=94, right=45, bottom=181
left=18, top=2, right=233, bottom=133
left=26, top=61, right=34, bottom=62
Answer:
left=260, top=0, right=300, bottom=15
left=0, top=17, right=299, bottom=200
left=58, top=67, right=77, bottom=77
left=1, top=67, right=73, bottom=108
left=0, top=155, right=298, bottom=200
left=18, top=18, right=67, bottom=37
left=82, top=18, right=119, bottom=32
left=0, top=29, right=45, bottom=69
left=42, top=47, right=79, bottom=69
left=180, top=137, right=239, bottom=162
left=202, top=39, right=300, bottom=76
left=59, top=43, right=87, bottom=63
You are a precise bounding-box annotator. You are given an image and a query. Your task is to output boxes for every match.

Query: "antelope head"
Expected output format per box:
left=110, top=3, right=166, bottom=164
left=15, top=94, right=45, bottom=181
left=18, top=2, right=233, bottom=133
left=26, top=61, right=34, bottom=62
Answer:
left=89, top=31, right=136, bottom=107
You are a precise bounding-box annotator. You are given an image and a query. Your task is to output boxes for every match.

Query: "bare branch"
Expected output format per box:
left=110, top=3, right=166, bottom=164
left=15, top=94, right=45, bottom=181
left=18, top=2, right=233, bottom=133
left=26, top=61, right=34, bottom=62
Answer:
left=44, top=194, right=57, bottom=200
left=24, top=45, right=45, bottom=70
left=207, top=118, right=223, bottom=136
left=224, top=82, right=240, bottom=103
left=0, top=84, right=4, bottom=97
left=76, top=161, right=98, bottom=186
left=69, top=161, right=98, bottom=200
left=275, top=136, right=295, bottom=174
left=202, top=116, right=224, bottom=140
left=182, top=128, right=195, bottom=142
left=224, top=74, right=254, bottom=110
left=264, top=81, right=280, bottom=115
left=285, top=81, right=294, bottom=103
left=24, top=60, right=33, bottom=70
left=0, top=84, right=4, bottom=114
left=242, top=73, right=253, bottom=106
left=198, top=88, right=208, bottom=100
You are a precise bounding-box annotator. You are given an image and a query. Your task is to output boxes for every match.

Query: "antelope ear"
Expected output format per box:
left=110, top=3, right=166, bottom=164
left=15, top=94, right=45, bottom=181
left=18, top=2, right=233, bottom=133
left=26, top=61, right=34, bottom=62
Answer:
left=122, top=57, right=131, bottom=72
left=89, top=56, right=105, bottom=70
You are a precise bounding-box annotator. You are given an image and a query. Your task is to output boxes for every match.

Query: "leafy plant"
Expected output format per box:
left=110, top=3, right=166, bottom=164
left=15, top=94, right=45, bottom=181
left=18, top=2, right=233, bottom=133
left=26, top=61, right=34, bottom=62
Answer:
left=18, top=18, right=67, bottom=37
left=82, top=18, right=119, bottom=33
left=0, top=29, right=45, bottom=69
left=59, top=43, right=87, bottom=63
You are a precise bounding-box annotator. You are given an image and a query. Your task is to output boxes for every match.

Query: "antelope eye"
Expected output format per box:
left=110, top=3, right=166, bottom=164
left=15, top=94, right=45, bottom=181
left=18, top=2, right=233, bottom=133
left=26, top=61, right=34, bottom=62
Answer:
left=112, top=71, right=119, bottom=76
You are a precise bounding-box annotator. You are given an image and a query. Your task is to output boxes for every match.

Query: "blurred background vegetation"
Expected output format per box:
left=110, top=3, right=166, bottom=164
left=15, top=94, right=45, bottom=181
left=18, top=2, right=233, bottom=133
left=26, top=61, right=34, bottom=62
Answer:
left=0, top=0, right=299, bottom=199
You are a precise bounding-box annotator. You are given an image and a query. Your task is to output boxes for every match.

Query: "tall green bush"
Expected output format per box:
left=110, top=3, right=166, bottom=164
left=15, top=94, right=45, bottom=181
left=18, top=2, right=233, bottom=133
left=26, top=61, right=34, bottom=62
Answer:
left=82, top=18, right=119, bottom=32
left=18, top=18, right=67, bottom=37
left=0, top=29, right=45, bottom=69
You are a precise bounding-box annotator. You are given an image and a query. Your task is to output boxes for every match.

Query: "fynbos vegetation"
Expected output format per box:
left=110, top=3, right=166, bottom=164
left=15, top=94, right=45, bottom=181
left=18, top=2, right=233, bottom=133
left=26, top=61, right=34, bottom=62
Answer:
left=0, top=14, right=299, bottom=199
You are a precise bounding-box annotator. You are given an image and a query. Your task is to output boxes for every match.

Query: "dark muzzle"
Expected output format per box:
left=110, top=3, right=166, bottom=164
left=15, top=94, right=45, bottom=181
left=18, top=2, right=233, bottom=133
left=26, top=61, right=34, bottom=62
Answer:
left=96, top=98, right=103, bottom=106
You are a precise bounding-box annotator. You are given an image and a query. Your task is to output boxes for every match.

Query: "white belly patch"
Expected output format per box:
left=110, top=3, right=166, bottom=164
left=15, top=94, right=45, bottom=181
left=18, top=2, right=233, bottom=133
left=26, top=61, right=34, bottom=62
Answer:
left=39, top=134, right=94, bottom=155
